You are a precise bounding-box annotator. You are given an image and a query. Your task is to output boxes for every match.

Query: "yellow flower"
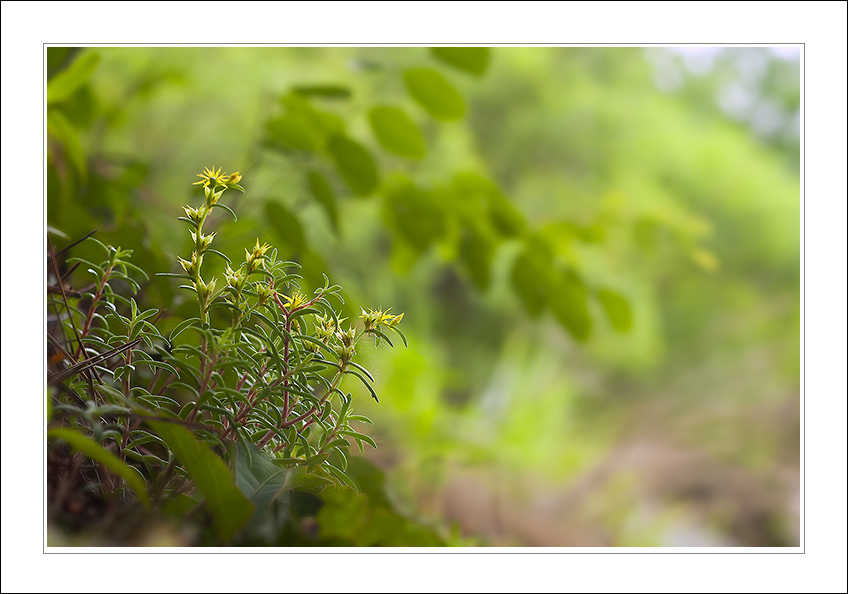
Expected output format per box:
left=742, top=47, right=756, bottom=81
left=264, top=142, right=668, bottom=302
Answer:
left=193, top=166, right=229, bottom=188
left=360, top=307, right=403, bottom=331
left=282, top=290, right=309, bottom=309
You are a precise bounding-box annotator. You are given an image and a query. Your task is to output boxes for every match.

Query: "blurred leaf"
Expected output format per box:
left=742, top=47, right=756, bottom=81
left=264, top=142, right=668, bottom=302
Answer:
left=452, top=173, right=525, bottom=237
left=691, top=247, right=719, bottom=272
left=403, top=68, right=466, bottom=121
left=48, top=428, right=150, bottom=509
left=291, top=84, right=352, bottom=99
left=382, top=177, right=446, bottom=252
left=315, top=485, right=367, bottom=539
left=46, top=52, right=100, bottom=104
left=267, top=114, right=322, bottom=151
left=597, top=289, right=633, bottom=332
left=549, top=270, right=592, bottom=341
left=46, top=47, right=75, bottom=75
left=510, top=245, right=551, bottom=316
left=47, top=109, right=87, bottom=183
left=307, top=170, right=339, bottom=232
left=280, top=93, right=344, bottom=136
left=291, top=490, right=325, bottom=517
left=147, top=420, right=253, bottom=542
left=265, top=201, right=306, bottom=251
left=431, top=47, right=490, bottom=76
left=359, top=508, right=405, bottom=545
left=343, top=457, right=392, bottom=508
left=368, top=106, right=426, bottom=160
left=327, top=135, right=380, bottom=196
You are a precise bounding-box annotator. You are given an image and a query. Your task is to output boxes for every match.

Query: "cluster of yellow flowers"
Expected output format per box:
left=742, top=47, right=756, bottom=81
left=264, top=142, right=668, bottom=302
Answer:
left=359, top=307, right=404, bottom=331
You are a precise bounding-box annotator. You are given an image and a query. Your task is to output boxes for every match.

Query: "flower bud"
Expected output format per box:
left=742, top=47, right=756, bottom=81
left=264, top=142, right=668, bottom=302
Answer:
left=178, top=253, right=203, bottom=277
left=224, top=264, right=247, bottom=292
left=255, top=283, right=274, bottom=306
left=182, top=205, right=205, bottom=224
left=190, top=229, right=216, bottom=252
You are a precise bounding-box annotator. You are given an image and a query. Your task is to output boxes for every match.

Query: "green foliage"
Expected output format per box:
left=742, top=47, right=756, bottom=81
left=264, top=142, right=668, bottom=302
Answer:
left=47, top=168, right=409, bottom=544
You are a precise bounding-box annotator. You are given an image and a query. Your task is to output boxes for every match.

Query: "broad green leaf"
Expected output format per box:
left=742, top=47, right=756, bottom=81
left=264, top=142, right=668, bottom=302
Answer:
left=597, top=289, right=633, bottom=332
left=234, top=441, right=330, bottom=530
left=292, top=85, right=352, bottom=99
left=549, top=270, right=592, bottom=341
left=47, top=109, right=87, bottom=182
left=147, top=419, right=253, bottom=542
left=403, top=68, right=466, bottom=121
left=367, top=106, right=426, bottom=160
left=307, top=170, right=339, bottom=232
left=431, top=47, right=490, bottom=76
left=291, top=490, right=325, bottom=518
left=46, top=52, right=100, bottom=104
left=48, top=428, right=150, bottom=509
left=327, top=135, right=379, bottom=196
left=265, top=201, right=306, bottom=251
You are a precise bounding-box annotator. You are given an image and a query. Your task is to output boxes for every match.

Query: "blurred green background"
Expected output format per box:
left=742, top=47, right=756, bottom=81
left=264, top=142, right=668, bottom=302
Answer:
left=46, top=46, right=800, bottom=546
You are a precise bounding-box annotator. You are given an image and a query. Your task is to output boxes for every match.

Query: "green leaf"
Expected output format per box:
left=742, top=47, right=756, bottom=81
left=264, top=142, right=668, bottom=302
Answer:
left=382, top=177, right=446, bottom=252
left=307, top=170, right=339, bottom=232
left=147, top=419, right=254, bottom=542
left=346, top=369, right=379, bottom=402
left=403, top=68, right=465, bottom=121
left=46, top=52, right=100, bottom=104
left=431, top=47, right=490, bottom=76
left=211, top=202, right=238, bottom=221
left=168, top=317, right=201, bottom=343
left=234, top=441, right=330, bottom=530
left=510, top=247, right=551, bottom=316
left=291, top=85, right=352, bottom=99
left=48, top=428, right=150, bottom=509
left=549, top=270, right=592, bottom=341
left=597, top=289, right=633, bottom=332
left=265, top=201, right=305, bottom=251
left=327, top=135, right=379, bottom=197
left=315, top=485, right=367, bottom=539
left=386, top=325, right=408, bottom=348
left=452, top=173, right=526, bottom=238
left=367, top=106, right=426, bottom=160
left=343, top=431, right=378, bottom=451
left=267, top=114, right=322, bottom=151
